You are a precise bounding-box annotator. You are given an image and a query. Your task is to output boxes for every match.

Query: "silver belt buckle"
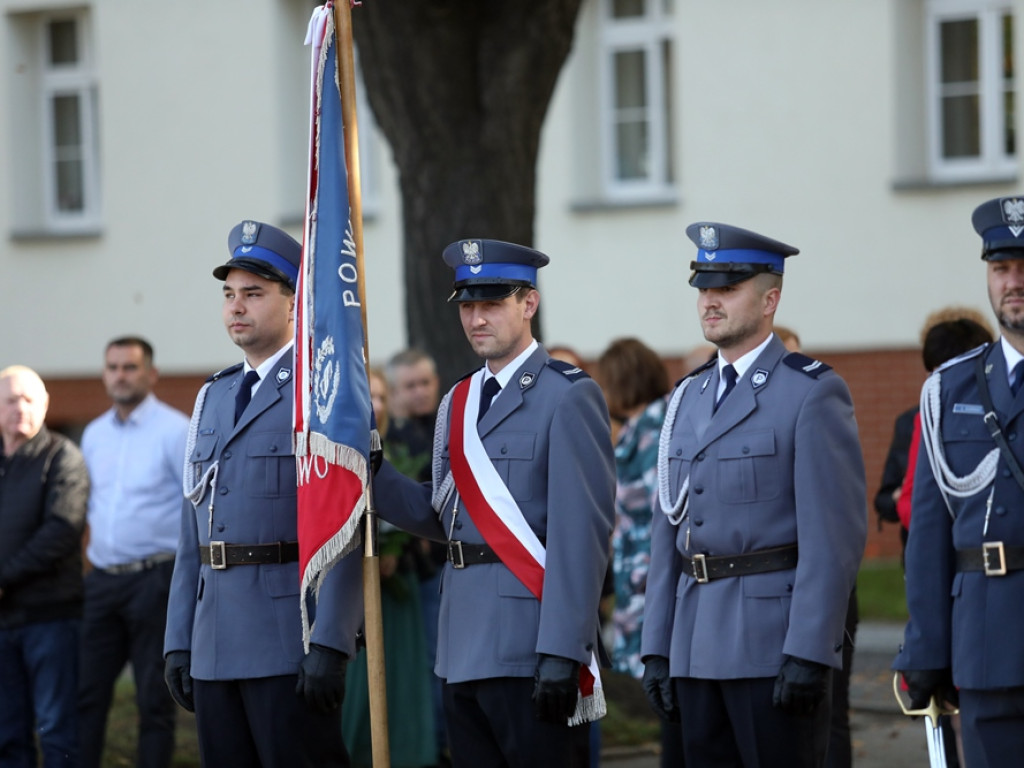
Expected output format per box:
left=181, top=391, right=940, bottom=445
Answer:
left=691, top=553, right=709, bottom=583
left=209, top=541, right=228, bottom=570
left=448, top=541, right=465, bottom=569
left=983, top=541, right=1007, bottom=576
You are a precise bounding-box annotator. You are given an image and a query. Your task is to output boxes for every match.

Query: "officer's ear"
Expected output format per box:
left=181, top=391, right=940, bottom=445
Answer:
left=522, top=288, right=540, bottom=320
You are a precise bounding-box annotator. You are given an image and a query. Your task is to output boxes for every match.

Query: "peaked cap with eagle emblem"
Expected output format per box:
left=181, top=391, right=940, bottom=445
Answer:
left=442, top=238, right=550, bottom=303
left=973, top=196, right=1024, bottom=261
left=213, top=220, right=302, bottom=290
left=685, top=221, right=799, bottom=289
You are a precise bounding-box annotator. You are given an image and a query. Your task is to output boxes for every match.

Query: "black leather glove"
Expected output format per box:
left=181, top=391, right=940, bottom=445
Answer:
left=901, top=668, right=959, bottom=710
left=164, top=651, right=194, bottom=713
left=772, top=655, right=830, bottom=716
left=641, top=655, right=679, bottom=722
left=369, top=446, right=383, bottom=477
left=531, top=654, right=579, bottom=723
left=296, top=643, right=348, bottom=714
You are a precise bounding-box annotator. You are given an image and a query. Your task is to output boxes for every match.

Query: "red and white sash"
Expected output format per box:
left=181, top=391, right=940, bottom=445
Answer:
left=448, top=373, right=605, bottom=725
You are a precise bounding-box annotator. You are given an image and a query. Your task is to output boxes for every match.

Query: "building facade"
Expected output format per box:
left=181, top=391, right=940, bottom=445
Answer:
left=3, top=0, right=1021, bottom=557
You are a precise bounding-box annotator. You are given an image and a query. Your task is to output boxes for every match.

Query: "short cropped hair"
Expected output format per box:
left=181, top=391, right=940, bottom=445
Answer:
left=106, top=336, right=155, bottom=366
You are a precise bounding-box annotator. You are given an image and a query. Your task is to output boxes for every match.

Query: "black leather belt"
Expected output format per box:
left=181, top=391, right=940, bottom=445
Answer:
left=682, top=544, right=798, bottom=583
left=199, top=541, right=299, bottom=570
left=97, top=552, right=175, bottom=575
left=956, top=543, right=1024, bottom=576
left=447, top=540, right=503, bottom=569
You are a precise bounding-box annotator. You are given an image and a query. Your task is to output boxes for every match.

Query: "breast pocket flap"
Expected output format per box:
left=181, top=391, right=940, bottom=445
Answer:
left=246, top=431, right=295, bottom=458
left=485, top=432, right=535, bottom=461
left=719, top=430, right=776, bottom=460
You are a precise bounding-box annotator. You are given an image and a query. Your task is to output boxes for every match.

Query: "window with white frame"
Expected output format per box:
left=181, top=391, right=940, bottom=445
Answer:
left=598, top=0, right=674, bottom=202
left=36, top=12, right=100, bottom=231
left=926, top=0, right=1015, bottom=182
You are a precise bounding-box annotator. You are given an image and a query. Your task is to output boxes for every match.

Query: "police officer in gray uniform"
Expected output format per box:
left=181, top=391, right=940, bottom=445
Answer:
left=641, top=223, right=867, bottom=767
left=895, top=196, right=1024, bottom=768
left=373, top=239, right=615, bottom=768
left=163, top=221, right=362, bottom=767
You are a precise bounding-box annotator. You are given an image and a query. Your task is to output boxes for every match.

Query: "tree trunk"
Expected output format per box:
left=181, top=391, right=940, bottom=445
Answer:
left=353, top=0, right=582, bottom=386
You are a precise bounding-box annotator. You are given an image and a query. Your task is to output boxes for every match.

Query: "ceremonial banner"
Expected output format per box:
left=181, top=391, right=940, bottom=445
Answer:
left=295, top=3, right=370, bottom=643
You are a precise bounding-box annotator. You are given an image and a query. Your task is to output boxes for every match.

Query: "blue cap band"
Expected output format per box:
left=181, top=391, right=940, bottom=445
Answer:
left=453, top=262, right=538, bottom=285
left=982, top=225, right=1024, bottom=247
left=695, top=248, right=786, bottom=273
left=233, top=245, right=300, bottom=285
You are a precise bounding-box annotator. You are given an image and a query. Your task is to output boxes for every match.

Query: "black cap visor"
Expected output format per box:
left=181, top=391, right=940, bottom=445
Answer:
left=688, top=262, right=776, bottom=289
left=213, top=258, right=294, bottom=289
left=982, top=246, right=1024, bottom=262
left=447, top=280, right=531, bottom=303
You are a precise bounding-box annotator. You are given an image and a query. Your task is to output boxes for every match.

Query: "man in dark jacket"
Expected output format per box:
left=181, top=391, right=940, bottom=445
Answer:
left=0, top=365, right=90, bottom=766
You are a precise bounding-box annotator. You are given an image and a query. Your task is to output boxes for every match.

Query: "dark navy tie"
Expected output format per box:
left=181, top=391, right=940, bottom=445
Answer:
left=1012, top=360, right=1024, bottom=397
left=234, top=370, right=261, bottom=424
left=478, top=377, right=501, bottom=423
left=714, top=364, right=738, bottom=413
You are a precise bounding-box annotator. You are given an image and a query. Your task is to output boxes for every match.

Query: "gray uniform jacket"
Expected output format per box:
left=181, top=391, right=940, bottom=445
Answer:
left=374, top=346, right=615, bottom=684
left=641, top=335, right=866, bottom=678
left=164, top=352, right=363, bottom=680
left=895, top=342, right=1024, bottom=689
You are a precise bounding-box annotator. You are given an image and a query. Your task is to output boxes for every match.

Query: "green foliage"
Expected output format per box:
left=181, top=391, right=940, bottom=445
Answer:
left=856, top=559, right=909, bottom=622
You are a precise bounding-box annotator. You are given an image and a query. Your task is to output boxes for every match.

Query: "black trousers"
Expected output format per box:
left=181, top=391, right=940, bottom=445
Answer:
left=443, top=677, right=589, bottom=768
left=959, top=686, right=1024, bottom=768
left=672, top=675, right=832, bottom=768
left=194, top=676, right=350, bottom=768
left=77, top=562, right=176, bottom=768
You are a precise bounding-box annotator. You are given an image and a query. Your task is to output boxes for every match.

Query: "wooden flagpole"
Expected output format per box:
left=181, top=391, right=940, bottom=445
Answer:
left=332, top=1, right=390, bottom=764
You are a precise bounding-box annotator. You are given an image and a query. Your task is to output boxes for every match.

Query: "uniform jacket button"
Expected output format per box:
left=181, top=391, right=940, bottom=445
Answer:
left=219, top=487, right=228, bottom=495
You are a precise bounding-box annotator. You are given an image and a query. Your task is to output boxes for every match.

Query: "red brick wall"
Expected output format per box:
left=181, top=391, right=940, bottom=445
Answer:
left=43, top=347, right=924, bottom=562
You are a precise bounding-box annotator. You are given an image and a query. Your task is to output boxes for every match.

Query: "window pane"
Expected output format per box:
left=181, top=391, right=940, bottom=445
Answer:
left=616, top=120, right=648, bottom=179
left=48, top=20, right=78, bottom=66
left=1006, top=91, right=1016, bottom=155
left=612, top=0, right=645, bottom=19
left=56, top=159, right=84, bottom=212
left=1004, top=13, right=1015, bottom=79
left=662, top=39, right=674, bottom=183
left=1005, top=13, right=1016, bottom=157
left=942, top=94, right=980, bottom=157
left=940, top=19, right=978, bottom=83
left=615, top=50, right=647, bottom=110
left=53, top=95, right=82, bottom=146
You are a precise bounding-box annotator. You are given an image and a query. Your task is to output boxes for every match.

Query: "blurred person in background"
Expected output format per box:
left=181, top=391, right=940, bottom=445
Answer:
left=597, top=337, right=684, bottom=768
left=343, top=366, right=436, bottom=768
left=77, top=337, right=188, bottom=768
left=0, top=365, right=89, bottom=767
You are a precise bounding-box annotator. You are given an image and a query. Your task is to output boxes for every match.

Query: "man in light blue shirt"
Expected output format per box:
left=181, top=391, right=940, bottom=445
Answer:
left=77, top=336, right=188, bottom=768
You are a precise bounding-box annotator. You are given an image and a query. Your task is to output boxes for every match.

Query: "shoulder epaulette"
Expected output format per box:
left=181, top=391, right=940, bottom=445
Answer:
left=782, top=353, right=833, bottom=378
left=674, top=357, right=716, bottom=387
left=545, top=358, right=590, bottom=382
left=934, top=342, right=989, bottom=373
left=205, top=362, right=243, bottom=383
